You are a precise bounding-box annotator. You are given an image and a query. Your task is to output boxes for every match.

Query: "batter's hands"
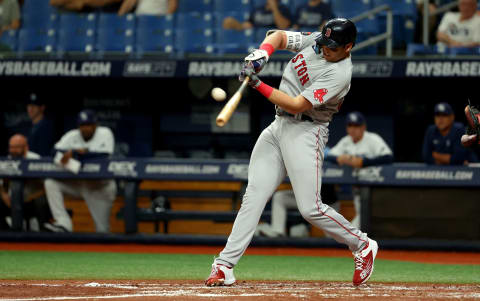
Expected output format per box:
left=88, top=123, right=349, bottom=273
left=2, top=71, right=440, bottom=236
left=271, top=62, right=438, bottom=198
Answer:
left=239, top=63, right=261, bottom=88
left=244, top=49, right=269, bottom=74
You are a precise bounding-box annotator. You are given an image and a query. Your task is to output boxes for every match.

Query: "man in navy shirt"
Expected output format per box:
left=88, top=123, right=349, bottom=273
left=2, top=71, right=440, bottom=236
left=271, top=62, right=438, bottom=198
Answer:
left=223, top=0, right=292, bottom=30
left=293, top=0, right=334, bottom=31
left=422, top=102, right=476, bottom=165
left=26, top=93, right=55, bottom=157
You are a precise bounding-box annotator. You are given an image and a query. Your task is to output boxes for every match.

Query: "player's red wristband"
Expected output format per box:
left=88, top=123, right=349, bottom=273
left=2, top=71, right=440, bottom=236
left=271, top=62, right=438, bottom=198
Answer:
left=256, top=82, right=274, bottom=98
left=260, top=43, right=275, bottom=57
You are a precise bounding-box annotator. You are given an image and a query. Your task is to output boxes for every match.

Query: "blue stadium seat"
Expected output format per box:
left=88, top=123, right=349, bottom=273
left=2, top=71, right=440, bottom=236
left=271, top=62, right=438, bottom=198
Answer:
left=96, top=28, right=134, bottom=54
left=21, top=12, right=58, bottom=29
left=22, top=0, right=55, bottom=15
left=176, top=12, right=214, bottom=30
left=373, top=0, right=416, bottom=16
left=136, top=28, right=174, bottom=54
left=254, top=27, right=272, bottom=43
left=136, top=15, right=175, bottom=31
left=291, top=0, right=309, bottom=13
left=252, top=0, right=293, bottom=10
left=177, top=0, right=213, bottom=12
left=98, top=13, right=136, bottom=31
left=17, top=28, right=56, bottom=53
left=59, top=13, right=97, bottom=31
left=373, top=0, right=417, bottom=48
left=447, top=46, right=480, bottom=56
left=175, top=29, right=214, bottom=54
left=214, top=0, right=252, bottom=14
left=335, top=10, right=379, bottom=35
left=352, top=31, right=377, bottom=55
left=0, top=30, right=18, bottom=51
left=331, top=0, right=372, bottom=15
left=215, top=28, right=254, bottom=54
left=57, top=28, right=95, bottom=53
left=406, top=43, right=438, bottom=57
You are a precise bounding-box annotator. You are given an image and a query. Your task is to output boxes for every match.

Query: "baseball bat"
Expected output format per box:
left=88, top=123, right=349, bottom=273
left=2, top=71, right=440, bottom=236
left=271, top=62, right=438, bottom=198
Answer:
left=216, top=76, right=250, bottom=127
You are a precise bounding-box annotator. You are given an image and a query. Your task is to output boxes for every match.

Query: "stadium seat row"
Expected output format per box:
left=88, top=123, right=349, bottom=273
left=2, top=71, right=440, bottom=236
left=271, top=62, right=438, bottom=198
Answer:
left=21, top=0, right=418, bottom=17
left=4, top=0, right=422, bottom=56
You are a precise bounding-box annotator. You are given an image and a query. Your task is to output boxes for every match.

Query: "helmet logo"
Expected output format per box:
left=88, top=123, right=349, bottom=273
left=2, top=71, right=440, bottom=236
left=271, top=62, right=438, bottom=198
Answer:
left=325, top=28, right=332, bottom=38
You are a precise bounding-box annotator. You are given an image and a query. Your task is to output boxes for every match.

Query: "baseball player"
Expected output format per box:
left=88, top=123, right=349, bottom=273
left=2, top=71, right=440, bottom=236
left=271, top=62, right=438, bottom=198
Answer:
left=206, top=18, right=378, bottom=287
left=43, top=110, right=116, bottom=233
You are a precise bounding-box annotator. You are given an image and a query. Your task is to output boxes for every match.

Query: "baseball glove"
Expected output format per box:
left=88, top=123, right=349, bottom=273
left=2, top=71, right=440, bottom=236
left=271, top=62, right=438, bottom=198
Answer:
left=463, top=103, right=480, bottom=147
left=465, top=104, right=480, bottom=136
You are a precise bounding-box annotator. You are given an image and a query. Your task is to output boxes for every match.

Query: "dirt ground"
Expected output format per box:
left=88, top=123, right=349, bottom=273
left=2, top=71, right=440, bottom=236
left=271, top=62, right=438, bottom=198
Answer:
left=0, top=280, right=479, bottom=301
left=0, top=243, right=479, bottom=300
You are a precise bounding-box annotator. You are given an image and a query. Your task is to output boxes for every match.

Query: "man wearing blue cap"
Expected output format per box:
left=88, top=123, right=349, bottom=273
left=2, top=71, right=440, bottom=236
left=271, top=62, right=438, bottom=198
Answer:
left=43, top=109, right=116, bottom=233
left=422, top=102, right=475, bottom=165
left=325, top=111, right=394, bottom=228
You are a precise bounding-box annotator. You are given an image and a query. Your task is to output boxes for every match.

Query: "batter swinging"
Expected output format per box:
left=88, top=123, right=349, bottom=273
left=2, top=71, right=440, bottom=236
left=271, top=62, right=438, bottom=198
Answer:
left=206, top=18, right=378, bottom=287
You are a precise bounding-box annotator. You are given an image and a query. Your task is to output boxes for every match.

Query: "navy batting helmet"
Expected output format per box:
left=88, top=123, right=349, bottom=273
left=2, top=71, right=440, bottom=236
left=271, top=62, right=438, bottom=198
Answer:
left=316, top=18, right=357, bottom=49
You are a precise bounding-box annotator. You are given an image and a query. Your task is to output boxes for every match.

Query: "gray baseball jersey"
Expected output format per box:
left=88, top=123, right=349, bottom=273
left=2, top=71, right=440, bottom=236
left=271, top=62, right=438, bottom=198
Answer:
left=215, top=31, right=368, bottom=268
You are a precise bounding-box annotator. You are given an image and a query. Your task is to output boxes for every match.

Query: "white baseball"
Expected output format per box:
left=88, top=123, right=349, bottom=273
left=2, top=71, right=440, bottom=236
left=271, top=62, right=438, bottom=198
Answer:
left=211, top=87, right=227, bottom=102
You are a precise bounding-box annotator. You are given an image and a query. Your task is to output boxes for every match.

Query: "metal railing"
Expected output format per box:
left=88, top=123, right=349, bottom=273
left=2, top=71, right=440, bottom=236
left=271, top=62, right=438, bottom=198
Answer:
left=350, top=4, right=393, bottom=57
left=422, top=0, right=459, bottom=45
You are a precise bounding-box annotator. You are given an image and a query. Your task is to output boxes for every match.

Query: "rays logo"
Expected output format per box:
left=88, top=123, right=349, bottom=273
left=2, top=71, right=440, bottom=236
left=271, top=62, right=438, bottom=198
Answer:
left=227, top=164, right=248, bottom=180
left=108, top=161, right=137, bottom=177
left=354, top=167, right=384, bottom=183
left=0, top=160, right=22, bottom=175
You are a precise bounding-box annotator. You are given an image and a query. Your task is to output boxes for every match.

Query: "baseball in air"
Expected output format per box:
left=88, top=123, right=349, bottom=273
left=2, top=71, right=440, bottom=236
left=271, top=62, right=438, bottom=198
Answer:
left=211, top=87, right=227, bottom=102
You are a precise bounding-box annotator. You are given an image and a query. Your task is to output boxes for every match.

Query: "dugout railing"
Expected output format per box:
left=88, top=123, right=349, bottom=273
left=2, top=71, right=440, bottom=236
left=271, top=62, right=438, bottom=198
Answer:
left=350, top=4, right=393, bottom=57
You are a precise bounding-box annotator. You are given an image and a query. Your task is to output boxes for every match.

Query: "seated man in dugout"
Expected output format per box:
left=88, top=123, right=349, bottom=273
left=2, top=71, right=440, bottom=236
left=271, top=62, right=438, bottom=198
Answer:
left=43, top=110, right=116, bottom=233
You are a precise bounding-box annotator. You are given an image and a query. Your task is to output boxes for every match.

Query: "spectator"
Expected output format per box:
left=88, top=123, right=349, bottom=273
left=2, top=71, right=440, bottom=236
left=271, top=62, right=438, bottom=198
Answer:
left=50, top=0, right=123, bottom=13
left=43, top=110, right=116, bottom=233
left=25, top=93, right=55, bottom=157
left=423, top=102, right=476, bottom=165
left=325, top=112, right=394, bottom=229
left=223, top=0, right=292, bottom=31
left=292, top=0, right=334, bottom=31
left=118, top=0, right=177, bottom=16
left=0, top=0, right=20, bottom=36
left=0, top=134, right=51, bottom=231
left=255, top=147, right=338, bottom=238
left=436, top=0, right=480, bottom=48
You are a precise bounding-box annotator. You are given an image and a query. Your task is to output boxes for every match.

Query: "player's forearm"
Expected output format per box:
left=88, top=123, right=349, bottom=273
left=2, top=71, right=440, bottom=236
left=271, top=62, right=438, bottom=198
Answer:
left=262, top=30, right=287, bottom=52
left=267, top=89, right=312, bottom=114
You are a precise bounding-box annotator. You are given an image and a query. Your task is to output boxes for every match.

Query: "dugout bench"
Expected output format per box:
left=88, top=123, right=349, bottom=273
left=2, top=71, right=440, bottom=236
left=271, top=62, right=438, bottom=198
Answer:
left=121, top=180, right=305, bottom=234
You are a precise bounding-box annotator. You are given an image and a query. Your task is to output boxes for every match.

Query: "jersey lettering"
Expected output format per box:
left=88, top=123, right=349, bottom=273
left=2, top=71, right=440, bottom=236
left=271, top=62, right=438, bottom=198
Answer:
left=292, top=53, right=303, bottom=63
left=292, top=53, right=310, bottom=86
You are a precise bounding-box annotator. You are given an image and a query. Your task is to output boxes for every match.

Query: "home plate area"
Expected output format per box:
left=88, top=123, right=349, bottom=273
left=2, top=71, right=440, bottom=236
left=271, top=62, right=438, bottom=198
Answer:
left=0, top=280, right=479, bottom=300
